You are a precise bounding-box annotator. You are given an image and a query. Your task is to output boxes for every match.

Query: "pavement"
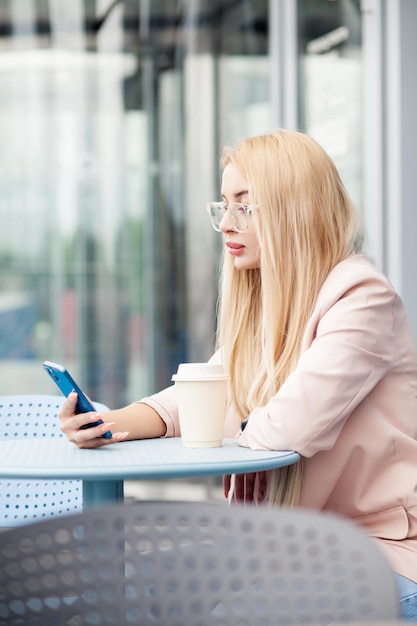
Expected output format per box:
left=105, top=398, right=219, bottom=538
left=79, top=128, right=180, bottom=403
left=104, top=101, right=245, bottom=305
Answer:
left=124, top=475, right=224, bottom=503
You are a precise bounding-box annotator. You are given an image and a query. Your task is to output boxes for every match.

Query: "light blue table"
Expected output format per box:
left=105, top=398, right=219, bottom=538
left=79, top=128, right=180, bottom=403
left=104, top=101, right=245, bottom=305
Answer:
left=0, top=437, right=300, bottom=507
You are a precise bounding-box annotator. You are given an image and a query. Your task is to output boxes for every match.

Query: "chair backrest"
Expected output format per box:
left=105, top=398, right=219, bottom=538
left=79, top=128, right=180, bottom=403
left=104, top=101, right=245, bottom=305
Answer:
left=0, top=500, right=399, bottom=625
left=0, top=394, right=108, bottom=527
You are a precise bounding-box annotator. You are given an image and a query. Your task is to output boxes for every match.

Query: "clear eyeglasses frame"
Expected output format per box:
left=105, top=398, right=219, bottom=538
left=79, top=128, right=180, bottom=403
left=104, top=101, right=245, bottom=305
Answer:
left=205, top=201, right=256, bottom=233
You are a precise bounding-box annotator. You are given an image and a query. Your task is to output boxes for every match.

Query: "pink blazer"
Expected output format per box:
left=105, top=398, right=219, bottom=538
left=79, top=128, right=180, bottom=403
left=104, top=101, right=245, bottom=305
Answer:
left=141, top=255, right=417, bottom=581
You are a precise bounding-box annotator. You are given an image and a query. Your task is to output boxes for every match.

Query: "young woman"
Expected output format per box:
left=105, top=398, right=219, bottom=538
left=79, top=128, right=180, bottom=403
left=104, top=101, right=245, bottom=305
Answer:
left=59, top=130, right=417, bottom=619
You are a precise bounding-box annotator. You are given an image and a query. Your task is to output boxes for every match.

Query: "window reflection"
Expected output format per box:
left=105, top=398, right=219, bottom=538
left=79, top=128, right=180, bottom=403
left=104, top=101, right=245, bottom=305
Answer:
left=297, top=0, right=362, bottom=210
left=0, top=1, right=270, bottom=407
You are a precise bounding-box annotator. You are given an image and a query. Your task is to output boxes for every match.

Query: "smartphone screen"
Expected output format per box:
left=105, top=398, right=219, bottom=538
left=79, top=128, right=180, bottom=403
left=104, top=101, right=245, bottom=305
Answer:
left=42, top=360, right=112, bottom=439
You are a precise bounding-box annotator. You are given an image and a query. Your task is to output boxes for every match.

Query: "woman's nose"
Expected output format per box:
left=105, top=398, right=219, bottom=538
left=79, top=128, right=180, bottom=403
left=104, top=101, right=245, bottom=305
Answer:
left=219, top=211, right=236, bottom=233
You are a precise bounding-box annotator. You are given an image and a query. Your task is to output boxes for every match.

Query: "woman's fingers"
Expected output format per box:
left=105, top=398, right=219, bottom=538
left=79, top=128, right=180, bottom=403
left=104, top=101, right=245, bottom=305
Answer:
left=58, top=392, right=129, bottom=448
left=72, top=424, right=129, bottom=448
left=59, top=391, right=78, bottom=417
left=223, top=474, right=232, bottom=499
left=254, top=471, right=269, bottom=504
left=233, top=472, right=257, bottom=503
left=224, top=471, right=269, bottom=504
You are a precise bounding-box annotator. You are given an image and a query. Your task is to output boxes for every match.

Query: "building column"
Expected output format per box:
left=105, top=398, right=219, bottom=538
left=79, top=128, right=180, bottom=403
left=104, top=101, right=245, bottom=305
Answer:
left=385, top=0, right=417, bottom=340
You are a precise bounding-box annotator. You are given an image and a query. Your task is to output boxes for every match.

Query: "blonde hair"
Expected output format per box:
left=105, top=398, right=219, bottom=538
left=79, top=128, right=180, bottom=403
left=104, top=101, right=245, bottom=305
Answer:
left=216, top=129, right=363, bottom=506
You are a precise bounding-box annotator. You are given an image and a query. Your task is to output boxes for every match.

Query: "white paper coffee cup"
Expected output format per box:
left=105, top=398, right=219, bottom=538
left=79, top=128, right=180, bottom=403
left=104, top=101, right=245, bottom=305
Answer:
left=172, top=363, right=228, bottom=448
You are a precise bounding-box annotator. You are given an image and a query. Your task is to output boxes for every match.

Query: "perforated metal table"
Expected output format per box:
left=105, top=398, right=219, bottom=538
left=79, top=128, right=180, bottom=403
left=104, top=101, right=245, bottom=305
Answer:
left=0, top=437, right=300, bottom=506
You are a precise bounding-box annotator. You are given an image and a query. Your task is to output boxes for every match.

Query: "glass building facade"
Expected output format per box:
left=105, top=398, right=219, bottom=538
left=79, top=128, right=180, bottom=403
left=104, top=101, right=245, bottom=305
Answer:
left=0, top=1, right=415, bottom=407
left=0, top=0, right=272, bottom=405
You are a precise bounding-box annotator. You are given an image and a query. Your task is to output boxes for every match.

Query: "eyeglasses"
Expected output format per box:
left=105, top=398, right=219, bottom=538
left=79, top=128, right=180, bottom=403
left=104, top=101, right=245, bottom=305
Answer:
left=206, top=202, right=256, bottom=233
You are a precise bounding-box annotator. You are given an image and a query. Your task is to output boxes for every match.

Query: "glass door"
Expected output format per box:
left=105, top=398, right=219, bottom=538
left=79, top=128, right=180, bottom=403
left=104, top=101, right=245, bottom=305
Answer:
left=297, top=0, right=362, bottom=211
left=0, top=0, right=271, bottom=405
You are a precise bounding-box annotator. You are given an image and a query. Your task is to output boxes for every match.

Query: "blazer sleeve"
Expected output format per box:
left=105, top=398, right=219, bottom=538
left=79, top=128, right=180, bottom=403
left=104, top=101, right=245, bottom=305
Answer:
left=238, top=273, right=397, bottom=457
left=138, top=385, right=180, bottom=437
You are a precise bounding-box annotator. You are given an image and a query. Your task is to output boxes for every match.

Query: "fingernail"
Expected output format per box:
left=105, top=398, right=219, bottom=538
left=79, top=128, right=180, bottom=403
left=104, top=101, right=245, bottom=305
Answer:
left=224, top=489, right=229, bottom=499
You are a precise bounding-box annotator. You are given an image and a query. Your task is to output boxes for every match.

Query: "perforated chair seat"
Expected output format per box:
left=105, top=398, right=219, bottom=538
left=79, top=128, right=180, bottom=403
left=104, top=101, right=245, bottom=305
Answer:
left=0, top=501, right=399, bottom=625
left=0, top=394, right=108, bottom=527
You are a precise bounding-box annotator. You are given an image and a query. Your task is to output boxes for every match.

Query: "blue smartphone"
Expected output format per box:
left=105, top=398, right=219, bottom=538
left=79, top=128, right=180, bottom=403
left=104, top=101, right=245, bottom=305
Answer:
left=42, top=360, right=112, bottom=439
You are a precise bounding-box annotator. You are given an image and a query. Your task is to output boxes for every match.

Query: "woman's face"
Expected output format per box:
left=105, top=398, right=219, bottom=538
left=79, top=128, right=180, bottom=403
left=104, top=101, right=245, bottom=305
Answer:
left=219, top=163, right=261, bottom=270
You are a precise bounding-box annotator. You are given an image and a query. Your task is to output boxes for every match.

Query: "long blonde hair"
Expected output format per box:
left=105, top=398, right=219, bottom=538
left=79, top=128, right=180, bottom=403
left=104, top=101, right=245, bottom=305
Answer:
left=216, top=130, right=363, bottom=506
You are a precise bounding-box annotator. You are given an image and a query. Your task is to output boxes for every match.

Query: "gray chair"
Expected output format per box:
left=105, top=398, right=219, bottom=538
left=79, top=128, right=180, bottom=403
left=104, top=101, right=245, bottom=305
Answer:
left=0, top=500, right=399, bottom=625
left=0, top=394, right=108, bottom=527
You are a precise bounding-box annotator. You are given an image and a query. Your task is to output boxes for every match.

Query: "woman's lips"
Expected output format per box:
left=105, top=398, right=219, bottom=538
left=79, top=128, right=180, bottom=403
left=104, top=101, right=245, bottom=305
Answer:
left=226, top=241, right=245, bottom=256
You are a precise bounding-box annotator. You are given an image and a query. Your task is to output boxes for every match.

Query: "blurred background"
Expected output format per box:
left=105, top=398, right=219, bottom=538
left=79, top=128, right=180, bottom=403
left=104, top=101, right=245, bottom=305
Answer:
left=0, top=0, right=415, bottom=409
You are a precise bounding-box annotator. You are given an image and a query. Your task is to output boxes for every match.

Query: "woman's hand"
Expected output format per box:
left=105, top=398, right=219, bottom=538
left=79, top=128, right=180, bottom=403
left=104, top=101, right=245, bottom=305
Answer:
left=223, top=471, right=269, bottom=504
left=59, top=392, right=129, bottom=448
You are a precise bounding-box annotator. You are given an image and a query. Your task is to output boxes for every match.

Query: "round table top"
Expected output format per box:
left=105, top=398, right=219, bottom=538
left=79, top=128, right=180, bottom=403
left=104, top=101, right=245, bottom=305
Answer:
left=0, top=437, right=300, bottom=481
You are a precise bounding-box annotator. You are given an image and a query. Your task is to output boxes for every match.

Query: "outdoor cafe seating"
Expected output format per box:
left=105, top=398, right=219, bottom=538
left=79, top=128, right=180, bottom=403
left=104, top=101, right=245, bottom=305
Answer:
left=0, top=500, right=399, bottom=625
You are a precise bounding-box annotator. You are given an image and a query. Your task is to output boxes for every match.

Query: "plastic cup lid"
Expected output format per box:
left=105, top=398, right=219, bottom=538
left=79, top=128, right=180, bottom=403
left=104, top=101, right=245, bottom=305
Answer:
left=172, top=362, right=229, bottom=381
